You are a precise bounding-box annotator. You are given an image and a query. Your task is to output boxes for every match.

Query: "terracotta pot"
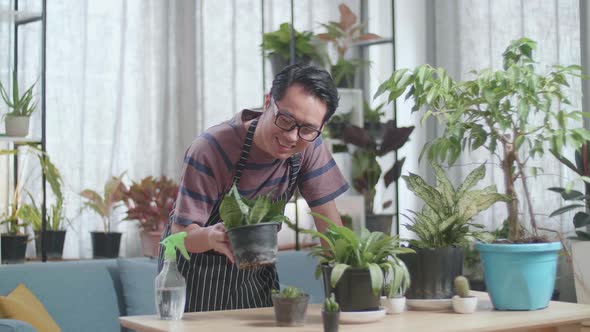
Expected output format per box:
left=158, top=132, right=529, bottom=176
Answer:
left=141, top=230, right=163, bottom=258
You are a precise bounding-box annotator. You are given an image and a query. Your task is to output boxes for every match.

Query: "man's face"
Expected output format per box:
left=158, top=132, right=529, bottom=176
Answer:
left=260, top=84, right=327, bottom=160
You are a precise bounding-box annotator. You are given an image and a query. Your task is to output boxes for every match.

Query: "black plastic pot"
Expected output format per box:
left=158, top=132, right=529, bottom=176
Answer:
left=365, top=214, right=393, bottom=235
left=227, top=222, right=279, bottom=269
left=400, top=246, right=464, bottom=299
left=90, top=232, right=122, bottom=258
left=271, top=294, right=310, bottom=326
left=321, top=310, right=340, bottom=332
left=35, top=230, right=66, bottom=259
left=321, top=265, right=380, bottom=311
left=1, top=234, right=28, bottom=264
left=269, top=54, right=311, bottom=77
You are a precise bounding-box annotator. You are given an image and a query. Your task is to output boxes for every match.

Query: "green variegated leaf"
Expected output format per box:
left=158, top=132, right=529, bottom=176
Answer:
left=457, top=164, right=486, bottom=196
left=248, top=195, right=271, bottom=224
left=402, top=174, right=445, bottom=211
left=432, top=162, right=455, bottom=207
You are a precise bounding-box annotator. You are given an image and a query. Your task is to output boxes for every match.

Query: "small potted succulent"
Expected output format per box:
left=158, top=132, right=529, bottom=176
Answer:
left=0, top=71, right=37, bottom=136
left=80, top=174, right=126, bottom=258
left=271, top=286, right=310, bottom=327
left=322, top=293, right=340, bottom=332
left=380, top=264, right=410, bottom=314
left=121, top=175, right=178, bottom=257
left=219, top=184, right=290, bottom=269
left=452, top=276, right=478, bottom=314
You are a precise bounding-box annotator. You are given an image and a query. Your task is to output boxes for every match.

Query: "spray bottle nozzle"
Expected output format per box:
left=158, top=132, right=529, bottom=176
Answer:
left=160, top=231, right=190, bottom=261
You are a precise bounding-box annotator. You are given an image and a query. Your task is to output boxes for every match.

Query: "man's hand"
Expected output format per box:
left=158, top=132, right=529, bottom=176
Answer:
left=207, top=223, right=235, bottom=264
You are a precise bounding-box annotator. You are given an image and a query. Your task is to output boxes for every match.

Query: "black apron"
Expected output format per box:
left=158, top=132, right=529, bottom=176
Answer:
left=158, top=117, right=301, bottom=312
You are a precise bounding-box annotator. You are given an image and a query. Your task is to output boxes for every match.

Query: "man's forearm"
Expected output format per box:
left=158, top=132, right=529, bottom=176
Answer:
left=171, top=222, right=212, bottom=253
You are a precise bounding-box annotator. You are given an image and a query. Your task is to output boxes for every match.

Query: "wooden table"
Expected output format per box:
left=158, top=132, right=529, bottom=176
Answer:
left=120, top=292, right=590, bottom=332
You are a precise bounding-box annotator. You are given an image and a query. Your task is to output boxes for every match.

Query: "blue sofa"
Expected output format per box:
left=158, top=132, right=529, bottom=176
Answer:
left=0, top=250, right=322, bottom=332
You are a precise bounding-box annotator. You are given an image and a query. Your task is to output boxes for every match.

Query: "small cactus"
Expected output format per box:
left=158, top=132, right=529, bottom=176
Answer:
left=273, top=286, right=304, bottom=298
left=454, top=276, right=471, bottom=298
left=323, top=293, right=340, bottom=312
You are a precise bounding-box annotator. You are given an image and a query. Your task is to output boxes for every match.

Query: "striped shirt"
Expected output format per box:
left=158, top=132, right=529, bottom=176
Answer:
left=173, top=109, right=349, bottom=226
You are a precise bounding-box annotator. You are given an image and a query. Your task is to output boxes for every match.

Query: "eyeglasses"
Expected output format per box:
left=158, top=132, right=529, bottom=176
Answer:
left=271, top=100, right=322, bottom=142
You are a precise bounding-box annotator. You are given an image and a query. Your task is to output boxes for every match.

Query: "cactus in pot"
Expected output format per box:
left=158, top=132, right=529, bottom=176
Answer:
left=452, top=276, right=477, bottom=314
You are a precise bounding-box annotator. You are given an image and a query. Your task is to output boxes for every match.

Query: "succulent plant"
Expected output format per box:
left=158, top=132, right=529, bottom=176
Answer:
left=273, top=286, right=305, bottom=298
left=323, top=293, right=340, bottom=312
left=454, top=276, right=471, bottom=298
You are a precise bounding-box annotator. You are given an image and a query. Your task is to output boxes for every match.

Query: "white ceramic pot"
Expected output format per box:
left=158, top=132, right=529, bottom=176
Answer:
left=452, top=295, right=477, bottom=314
left=5, top=115, right=30, bottom=136
left=380, top=296, right=406, bottom=314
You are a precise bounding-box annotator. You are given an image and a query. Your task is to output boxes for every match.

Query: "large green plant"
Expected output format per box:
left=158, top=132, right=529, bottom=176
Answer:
left=0, top=71, right=37, bottom=117
left=402, top=163, right=508, bottom=248
left=219, top=184, right=290, bottom=230
left=342, top=121, right=414, bottom=214
left=261, top=23, right=322, bottom=65
left=549, top=141, right=590, bottom=240
left=80, top=174, right=126, bottom=233
left=375, top=37, right=590, bottom=242
left=285, top=213, right=413, bottom=296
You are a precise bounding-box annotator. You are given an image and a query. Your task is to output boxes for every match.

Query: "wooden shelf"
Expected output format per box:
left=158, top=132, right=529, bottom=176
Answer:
left=0, top=136, right=42, bottom=144
left=0, top=10, right=42, bottom=24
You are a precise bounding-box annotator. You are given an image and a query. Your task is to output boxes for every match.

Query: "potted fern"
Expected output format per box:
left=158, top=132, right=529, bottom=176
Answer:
left=219, top=184, right=290, bottom=269
left=376, top=37, right=590, bottom=310
left=80, top=174, right=126, bottom=258
left=286, top=213, right=413, bottom=312
left=0, top=71, right=37, bottom=137
left=400, top=163, right=506, bottom=305
left=271, top=286, right=310, bottom=327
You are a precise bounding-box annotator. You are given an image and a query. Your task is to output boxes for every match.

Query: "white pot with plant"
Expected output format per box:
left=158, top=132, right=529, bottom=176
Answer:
left=380, top=265, right=410, bottom=314
left=0, top=71, right=37, bottom=137
left=376, top=37, right=590, bottom=310
left=452, top=276, right=477, bottom=314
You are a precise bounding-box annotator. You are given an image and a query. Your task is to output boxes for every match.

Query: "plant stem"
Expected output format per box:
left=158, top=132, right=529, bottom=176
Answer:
left=515, top=153, right=538, bottom=237
left=502, top=140, right=521, bottom=241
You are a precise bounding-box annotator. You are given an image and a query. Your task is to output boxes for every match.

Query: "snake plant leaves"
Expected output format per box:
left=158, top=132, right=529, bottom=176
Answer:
left=220, top=183, right=288, bottom=230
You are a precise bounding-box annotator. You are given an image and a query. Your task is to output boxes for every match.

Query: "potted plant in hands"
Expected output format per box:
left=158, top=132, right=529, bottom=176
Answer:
left=342, top=120, right=414, bottom=234
left=452, top=276, right=477, bottom=314
left=219, top=184, right=290, bottom=269
left=401, top=163, right=506, bottom=305
left=376, top=37, right=590, bottom=310
left=261, top=23, right=324, bottom=77
left=322, top=293, right=340, bottom=332
left=0, top=71, right=37, bottom=136
left=380, top=262, right=410, bottom=314
left=121, top=176, right=178, bottom=258
left=317, top=3, right=380, bottom=88
left=271, top=286, right=310, bottom=327
left=80, top=174, right=126, bottom=258
left=549, top=140, right=590, bottom=304
left=286, top=212, right=413, bottom=312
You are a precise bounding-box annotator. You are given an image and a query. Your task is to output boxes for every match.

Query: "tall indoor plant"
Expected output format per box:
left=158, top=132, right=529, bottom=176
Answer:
left=80, top=174, right=126, bottom=258
left=0, top=71, right=37, bottom=136
left=121, top=175, right=178, bottom=257
left=375, top=37, right=590, bottom=310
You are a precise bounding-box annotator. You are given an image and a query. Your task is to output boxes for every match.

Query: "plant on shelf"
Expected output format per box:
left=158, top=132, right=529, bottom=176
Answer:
left=0, top=71, right=38, bottom=136
left=317, top=3, right=380, bottom=88
left=375, top=37, right=589, bottom=310
left=549, top=140, right=590, bottom=240
left=342, top=120, right=414, bottom=215
left=285, top=212, right=413, bottom=311
left=363, top=100, right=386, bottom=137
left=121, top=176, right=178, bottom=232
left=219, top=184, right=290, bottom=269
left=261, top=23, right=324, bottom=76
left=271, top=286, right=310, bottom=327
left=402, top=163, right=507, bottom=249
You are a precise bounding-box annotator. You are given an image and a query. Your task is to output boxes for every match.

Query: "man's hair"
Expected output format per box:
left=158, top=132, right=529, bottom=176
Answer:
left=270, top=64, right=339, bottom=123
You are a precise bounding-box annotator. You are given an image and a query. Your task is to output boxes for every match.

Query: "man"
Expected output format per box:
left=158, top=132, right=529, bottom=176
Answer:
left=159, top=64, right=349, bottom=312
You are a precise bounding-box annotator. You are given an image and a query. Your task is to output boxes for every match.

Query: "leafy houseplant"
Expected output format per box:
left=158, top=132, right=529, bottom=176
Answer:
left=317, top=3, right=380, bottom=88
left=0, top=71, right=37, bottom=136
left=122, top=176, right=178, bottom=232
left=271, top=286, right=310, bottom=327
left=80, top=174, right=126, bottom=258
left=375, top=37, right=587, bottom=310
left=452, top=276, right=477, bottom=314
left=219, top=184, right=290, bottom=269
left=381, top=263, right=411, bottom=314
left=261, top=23, right=323, bottom=76
left=321, top=293, right=340, bottom=332
left=285, top=212, right=413, bottom=312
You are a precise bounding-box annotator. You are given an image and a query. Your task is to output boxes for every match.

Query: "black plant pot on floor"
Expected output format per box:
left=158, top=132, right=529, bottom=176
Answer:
left=90, top=232, right=121, bottom=258
left=400, top=246, right=464, bottom=299
left=227, top=222, right=279, bottom=269
left=1, top=234, right=28, bottom=264
left=321, top=265, right=380, bottom=311
left=35, top=230, right=66, bottom=259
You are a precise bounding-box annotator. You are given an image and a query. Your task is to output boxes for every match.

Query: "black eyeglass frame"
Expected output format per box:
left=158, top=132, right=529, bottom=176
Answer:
left=270, top=99, right=323, bottom=142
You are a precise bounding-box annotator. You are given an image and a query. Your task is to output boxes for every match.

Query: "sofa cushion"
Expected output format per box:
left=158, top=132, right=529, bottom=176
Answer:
left=0, top=284, right=61, bottom=332
left=0, top=260, right=121, bottom=332
left=117, top=258, right=158, bottom=316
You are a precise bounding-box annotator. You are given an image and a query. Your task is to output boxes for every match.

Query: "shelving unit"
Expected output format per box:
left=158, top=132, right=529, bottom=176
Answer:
left=0, top=0, right=47, bottom=262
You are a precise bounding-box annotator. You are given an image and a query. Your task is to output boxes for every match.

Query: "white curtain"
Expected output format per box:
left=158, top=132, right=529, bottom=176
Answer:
left=395, top=0, right=582, bottom=239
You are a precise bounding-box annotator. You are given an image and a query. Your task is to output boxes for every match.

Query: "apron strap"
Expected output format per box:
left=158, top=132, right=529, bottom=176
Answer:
left=231, top=118, right=258, bottom=185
